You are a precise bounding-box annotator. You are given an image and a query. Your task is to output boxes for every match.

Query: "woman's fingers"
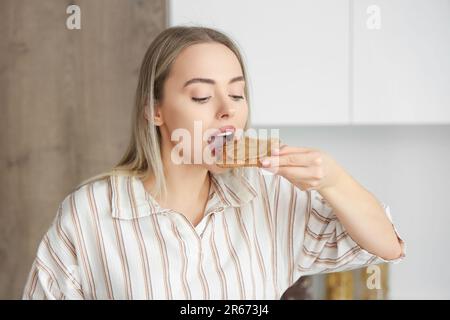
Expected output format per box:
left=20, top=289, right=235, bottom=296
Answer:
left=262, top=145, right=330, bottom=191
left=272, top=145, right=311, bottom=155
left=262, top=165, right=322, bottom=181
left=262, top=150, right=322, bottom=167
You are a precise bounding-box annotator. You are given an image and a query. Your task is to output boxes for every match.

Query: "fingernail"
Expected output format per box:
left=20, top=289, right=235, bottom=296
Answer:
left=261, top=158, right=271, bottom=167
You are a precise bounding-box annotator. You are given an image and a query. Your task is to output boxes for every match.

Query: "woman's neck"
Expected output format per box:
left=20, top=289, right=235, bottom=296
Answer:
left=142, top=140, right=211, bottom=220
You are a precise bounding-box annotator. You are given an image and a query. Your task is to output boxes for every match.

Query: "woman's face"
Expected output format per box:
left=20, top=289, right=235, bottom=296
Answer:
left=154, top=42, right=249, bottom=172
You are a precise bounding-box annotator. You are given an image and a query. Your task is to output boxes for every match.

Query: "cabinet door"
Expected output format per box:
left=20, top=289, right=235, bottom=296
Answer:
left=169, top=0, right=350, bottom=125
left=353, top=0, right=450, bottom=124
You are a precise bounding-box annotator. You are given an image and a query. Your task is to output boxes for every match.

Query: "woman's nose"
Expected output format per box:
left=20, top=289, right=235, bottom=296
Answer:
left=217, top=104, right=236, bottom=119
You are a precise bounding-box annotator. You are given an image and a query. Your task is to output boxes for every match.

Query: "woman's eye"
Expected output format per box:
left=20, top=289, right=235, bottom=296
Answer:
left=230, top=95, right=244, bottom=101
left=192, top=96, right=211, bottom=103
left=191, top=95, right=244, bottom=104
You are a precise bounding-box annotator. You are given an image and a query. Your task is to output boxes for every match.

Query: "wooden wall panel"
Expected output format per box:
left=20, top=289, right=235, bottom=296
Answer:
left=0, top=0, right=167, bottom=299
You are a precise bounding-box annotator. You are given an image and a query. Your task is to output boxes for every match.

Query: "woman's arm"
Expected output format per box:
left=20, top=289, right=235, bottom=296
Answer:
left=317, top=166, right=403, bottom=260
left=22, top=200, right=84, bottom=300
left=261, top=146, right=404, bottom=261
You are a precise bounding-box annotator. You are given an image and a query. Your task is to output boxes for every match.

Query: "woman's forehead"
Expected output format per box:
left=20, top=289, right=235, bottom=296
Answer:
left=171, top=43, right=243, bottom=79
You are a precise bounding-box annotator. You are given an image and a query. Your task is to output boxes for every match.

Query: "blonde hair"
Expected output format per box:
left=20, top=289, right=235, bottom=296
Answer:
left=76, top=26, right=252, bottom=200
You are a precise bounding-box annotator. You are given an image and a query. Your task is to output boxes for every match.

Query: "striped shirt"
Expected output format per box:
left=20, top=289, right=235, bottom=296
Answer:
left=22, top=167, right=405, bottom=300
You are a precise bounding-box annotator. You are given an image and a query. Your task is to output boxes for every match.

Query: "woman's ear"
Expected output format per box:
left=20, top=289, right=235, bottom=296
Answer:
left=144, top=104, right=164, bottom=126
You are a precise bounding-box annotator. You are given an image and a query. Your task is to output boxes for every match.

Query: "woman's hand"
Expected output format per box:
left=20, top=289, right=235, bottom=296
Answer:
left=260, top=145, right=345, bottom=192
left=261, top=144, right=404, bottom=261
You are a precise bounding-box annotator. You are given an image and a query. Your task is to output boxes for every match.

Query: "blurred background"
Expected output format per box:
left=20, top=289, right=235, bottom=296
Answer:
left=1, top=0, right=449, bottom=299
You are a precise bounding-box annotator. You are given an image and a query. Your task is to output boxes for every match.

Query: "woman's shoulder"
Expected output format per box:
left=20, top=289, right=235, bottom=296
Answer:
left=58, top=175, right=113, bottom=223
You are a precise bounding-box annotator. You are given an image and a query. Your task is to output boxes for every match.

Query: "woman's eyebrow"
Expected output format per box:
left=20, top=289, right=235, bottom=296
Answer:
left=183, top=76, right=244, bottom=88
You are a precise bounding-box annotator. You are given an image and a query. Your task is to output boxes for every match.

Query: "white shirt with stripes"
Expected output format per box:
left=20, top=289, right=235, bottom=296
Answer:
left=23, top=167, right=405, bottom=300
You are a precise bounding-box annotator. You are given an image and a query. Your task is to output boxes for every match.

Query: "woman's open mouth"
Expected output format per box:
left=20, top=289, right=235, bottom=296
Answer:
left=207, top=126, right=236, bottom=157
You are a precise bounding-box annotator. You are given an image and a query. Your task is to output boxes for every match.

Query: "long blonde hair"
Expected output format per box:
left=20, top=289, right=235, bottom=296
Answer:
left=76, top=26, right=252, bottom=200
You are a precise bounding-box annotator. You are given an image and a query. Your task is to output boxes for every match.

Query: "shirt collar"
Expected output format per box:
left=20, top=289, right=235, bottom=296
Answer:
left=110, top=169, right=258, bottom=220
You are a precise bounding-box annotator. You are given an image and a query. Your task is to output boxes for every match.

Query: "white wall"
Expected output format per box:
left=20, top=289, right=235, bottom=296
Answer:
left=272, top=125, right=450, bottom=299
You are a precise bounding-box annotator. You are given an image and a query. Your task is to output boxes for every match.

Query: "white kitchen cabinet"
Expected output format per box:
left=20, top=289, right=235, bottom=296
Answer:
left=352, top=0, right=450, bottom=124
left=169, top=0, right=350, bottom=125
left=169, top=0, right=450, bottom=125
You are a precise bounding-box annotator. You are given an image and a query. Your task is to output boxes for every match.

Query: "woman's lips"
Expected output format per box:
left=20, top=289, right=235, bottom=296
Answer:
left=207, top=126, right=236, bottom=144
left=219, top=125, right=236, bottom=134
left=207, top=126, right=236, bottom=157
left=208, top=125, right=236, bottom=144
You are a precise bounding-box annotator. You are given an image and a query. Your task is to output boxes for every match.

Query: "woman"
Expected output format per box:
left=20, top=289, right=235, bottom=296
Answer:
left=23, top=26, right=405, bottom=300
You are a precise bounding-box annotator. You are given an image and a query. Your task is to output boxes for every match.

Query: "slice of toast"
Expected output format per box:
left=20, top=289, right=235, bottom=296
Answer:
left=216, top=136, right=280, bottom=168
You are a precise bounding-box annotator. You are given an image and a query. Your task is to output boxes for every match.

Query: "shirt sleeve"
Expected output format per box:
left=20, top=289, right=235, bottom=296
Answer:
left=294, top=188, right=406, bottom=278
left=22, top=198, right=85, bottom=300
left=256, top=168, right=406, bottom=289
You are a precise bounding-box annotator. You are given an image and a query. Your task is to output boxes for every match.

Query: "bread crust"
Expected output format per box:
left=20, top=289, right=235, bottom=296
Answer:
left=216, top=136, right=280, bottom=168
